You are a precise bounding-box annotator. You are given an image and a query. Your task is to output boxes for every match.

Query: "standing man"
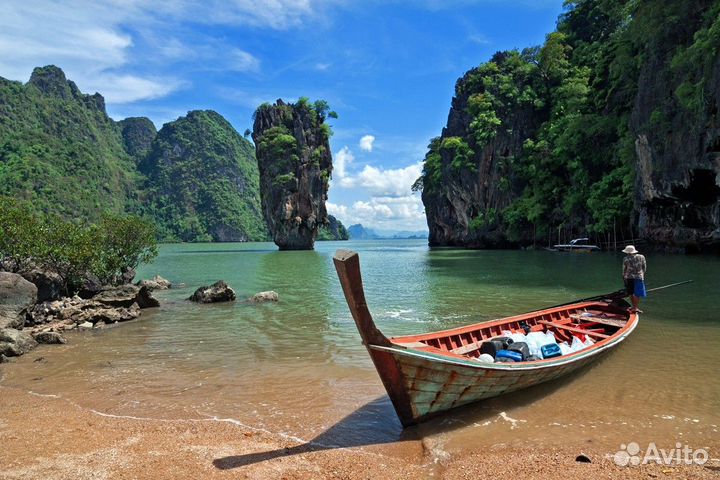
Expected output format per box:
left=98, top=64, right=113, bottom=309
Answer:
left=622, top=245, right=647, bottom=313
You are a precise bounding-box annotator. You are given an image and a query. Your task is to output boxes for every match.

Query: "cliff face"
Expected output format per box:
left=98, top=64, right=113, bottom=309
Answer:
left=252, top=99, right=333, bottom=250
left=141, top=110, right=268, bottom=242
left=421, top=53, right=544, bottom=248
left=629, top=1, right=720, bottom=251
left=0, top=66, right=271, bottom=243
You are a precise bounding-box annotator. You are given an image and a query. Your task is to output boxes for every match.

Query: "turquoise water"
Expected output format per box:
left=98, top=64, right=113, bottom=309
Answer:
left=2, top=240, right=719, bottom=454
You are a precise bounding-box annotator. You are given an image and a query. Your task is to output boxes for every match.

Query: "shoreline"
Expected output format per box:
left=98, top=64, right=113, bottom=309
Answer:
left=1, top=384, right=717, bottom=479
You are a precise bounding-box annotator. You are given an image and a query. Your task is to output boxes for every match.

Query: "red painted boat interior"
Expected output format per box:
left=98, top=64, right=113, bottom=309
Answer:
left=390, top=301, right=634, bottom=363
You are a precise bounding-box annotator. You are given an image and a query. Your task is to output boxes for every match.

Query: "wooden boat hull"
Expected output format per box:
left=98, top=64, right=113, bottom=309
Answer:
left=367, top=334, right=625, bottom=424
left=333, top=249, right=638, bottom=427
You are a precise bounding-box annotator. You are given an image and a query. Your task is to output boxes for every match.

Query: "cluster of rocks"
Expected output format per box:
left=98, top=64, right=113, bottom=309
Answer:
left=187, top=281, right=278, bottom=304
left=0, top=270, right=160, bottom=363
left=0, top=267, right=280, bottom=363
left=27, top=284, right=159, bottom=334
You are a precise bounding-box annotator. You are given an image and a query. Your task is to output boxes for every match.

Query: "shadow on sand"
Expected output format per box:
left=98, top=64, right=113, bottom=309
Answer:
left=213, top=364, right=598, bottom=470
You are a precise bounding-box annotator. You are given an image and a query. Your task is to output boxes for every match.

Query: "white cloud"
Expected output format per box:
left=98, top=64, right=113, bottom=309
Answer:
left=334, top=146, right=354, bottom=179
left=84, top=74, right=183, bottom=104
left=328, top=143, right=426, bottom=229
left=359, top=134, right=375, bottom=152
left=328, top=195, right=426, bottom=230
left=468, top=33, right=490, bottom=45
left=314, top=62, right=331, bottom=71
left=229, top=49, right=261, bottom=72
left=0, top=1, right=181, bottom=105
left=340, top=162, right=423, bottom=197
left=193, top=0, right=318, bottom=30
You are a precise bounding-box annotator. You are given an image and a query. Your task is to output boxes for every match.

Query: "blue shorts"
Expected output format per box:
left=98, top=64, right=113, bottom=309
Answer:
left=624, top=278, right=646, bottom=298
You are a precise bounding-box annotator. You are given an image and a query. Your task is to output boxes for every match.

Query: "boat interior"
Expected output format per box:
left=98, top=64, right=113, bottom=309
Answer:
left=390, top=302, right=632, bottom=363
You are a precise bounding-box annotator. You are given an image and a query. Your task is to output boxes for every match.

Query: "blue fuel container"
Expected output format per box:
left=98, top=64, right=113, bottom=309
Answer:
left=541, top=343, right=562, bottom=359
left=495, top=349, right=523, bottom=362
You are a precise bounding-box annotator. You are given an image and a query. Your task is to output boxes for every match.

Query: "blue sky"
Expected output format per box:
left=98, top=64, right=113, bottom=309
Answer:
left=1, top=0, right=565, bottom=231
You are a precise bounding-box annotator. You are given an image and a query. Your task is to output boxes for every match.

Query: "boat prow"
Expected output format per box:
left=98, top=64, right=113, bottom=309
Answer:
left=333, top=249, right=638, bottom=427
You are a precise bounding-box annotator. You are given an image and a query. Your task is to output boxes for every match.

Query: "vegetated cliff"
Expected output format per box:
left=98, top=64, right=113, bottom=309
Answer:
left=628, top=1, right=720, bottom=251
left=252, top=98, right=335, bottom=250
left=317, top=214, right=349, bottom=240
left=419, top=51, right=544, bottom=248
left=0, top=65, right=141, bottom=218
left=0, top=65, right=270, bottom=243
left=140, top=110, right=268, bottom=242
left=419, top=0, right=720, bottom=252
left=118, top=117, right=157, bottom=161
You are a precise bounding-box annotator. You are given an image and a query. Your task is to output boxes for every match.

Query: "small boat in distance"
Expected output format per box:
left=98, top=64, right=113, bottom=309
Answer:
left=333, top=250, right=638, bottom=427
left=552, top=237, right=601, bottom=252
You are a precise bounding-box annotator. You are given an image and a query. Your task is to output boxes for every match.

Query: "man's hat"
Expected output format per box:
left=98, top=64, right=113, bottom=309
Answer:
left=622, top=245, right=638, bottom=254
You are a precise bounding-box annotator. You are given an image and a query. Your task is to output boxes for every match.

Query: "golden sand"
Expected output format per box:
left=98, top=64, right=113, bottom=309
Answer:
left=1, top=385, right=717, bottom=480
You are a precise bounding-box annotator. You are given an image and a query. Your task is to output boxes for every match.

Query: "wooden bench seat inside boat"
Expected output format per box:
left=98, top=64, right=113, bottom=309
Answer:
left=568, top=314, right=627, bottom=328
left=538, top=320, right=609, bottom=339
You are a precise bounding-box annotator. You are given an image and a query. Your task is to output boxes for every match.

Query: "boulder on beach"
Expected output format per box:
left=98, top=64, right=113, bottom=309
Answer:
left=188, top=281, right=236, bottom=303
left=20, top=269, right=63, bottom=302
left=0, top=272, right=38, bottom=329
left=248, top=291, right=279, bottom=303
left=33, top=331, right=67, bottom=344
left=0, top=328, right=37, bottom=357
left=93, top=285, right=159, bottom=309
left=137, top=275, right=172, bottom=290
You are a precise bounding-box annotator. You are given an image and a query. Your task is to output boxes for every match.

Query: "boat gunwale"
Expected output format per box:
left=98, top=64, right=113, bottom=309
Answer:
left=390, top=300, right=618, bottom=342
left=371, top=312, right=637, bottom=371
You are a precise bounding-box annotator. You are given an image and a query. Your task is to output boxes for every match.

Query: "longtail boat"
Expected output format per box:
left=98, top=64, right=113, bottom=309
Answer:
left=333, top=249, right=639, bottom=427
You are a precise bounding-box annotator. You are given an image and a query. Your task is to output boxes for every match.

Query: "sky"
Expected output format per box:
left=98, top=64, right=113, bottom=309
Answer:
left=0, top=0, right=565, bottom=231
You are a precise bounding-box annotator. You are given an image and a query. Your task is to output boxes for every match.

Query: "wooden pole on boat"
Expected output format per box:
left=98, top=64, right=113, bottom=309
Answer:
left=333, top=250, right=392, bottom=347
left=333, top=249, right=417, bottom=427
left=538, top=280, right=693, bottom=311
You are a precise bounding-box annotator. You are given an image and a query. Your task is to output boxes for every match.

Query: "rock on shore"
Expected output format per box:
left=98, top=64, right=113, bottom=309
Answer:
left=188, top=281, right=236, bottom=303
left=137, top=275, right=172, bottom=290
left=0, top=328, right=37, bottom=357
left=248, top=291, right=279, bottom=303
left=0, top=272, right=37, bottom=329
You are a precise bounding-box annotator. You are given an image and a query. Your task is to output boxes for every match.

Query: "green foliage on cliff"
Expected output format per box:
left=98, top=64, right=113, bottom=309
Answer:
left=420, top=0, right=720, bottom=243
left=0, top=197, right=157, bottom=294
left=0, top=66, right=140, bottom=220
left=140, top=110, right=268, bottom=242
left=317, top=215, right=349, bottom=241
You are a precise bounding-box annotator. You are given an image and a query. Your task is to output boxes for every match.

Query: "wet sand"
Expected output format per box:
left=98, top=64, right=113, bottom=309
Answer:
left=2, top=385, right=717, bottom=480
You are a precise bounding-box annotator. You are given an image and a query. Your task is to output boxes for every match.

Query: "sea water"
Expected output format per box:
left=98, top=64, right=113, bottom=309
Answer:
left=2, top=240, right=718, bottom=456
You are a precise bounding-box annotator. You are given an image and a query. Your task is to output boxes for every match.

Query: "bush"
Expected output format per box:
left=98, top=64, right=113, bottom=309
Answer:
left=0, top=197, right=158, bottom=295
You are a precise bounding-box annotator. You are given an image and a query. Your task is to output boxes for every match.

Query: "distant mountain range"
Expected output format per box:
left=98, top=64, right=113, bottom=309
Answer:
left=347, top=224, right=428, bottom=240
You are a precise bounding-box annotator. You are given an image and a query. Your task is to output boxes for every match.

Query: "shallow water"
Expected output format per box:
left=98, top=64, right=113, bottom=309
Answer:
left=2, top=240, right=719, bottom=458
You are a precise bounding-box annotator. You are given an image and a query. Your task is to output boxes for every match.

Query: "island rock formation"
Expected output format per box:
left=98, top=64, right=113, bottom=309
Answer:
left=419, top=1, right=720, bottom=252
left=252, top=99, right=333, bottom=250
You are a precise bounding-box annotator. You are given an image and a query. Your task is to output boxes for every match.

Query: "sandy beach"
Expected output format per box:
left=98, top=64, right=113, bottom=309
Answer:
left=2, top=384, right=717, bottom=480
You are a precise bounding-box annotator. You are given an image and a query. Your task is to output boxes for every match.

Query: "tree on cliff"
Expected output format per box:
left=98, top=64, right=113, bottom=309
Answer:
left=252, top=98, right=335, bottom=250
